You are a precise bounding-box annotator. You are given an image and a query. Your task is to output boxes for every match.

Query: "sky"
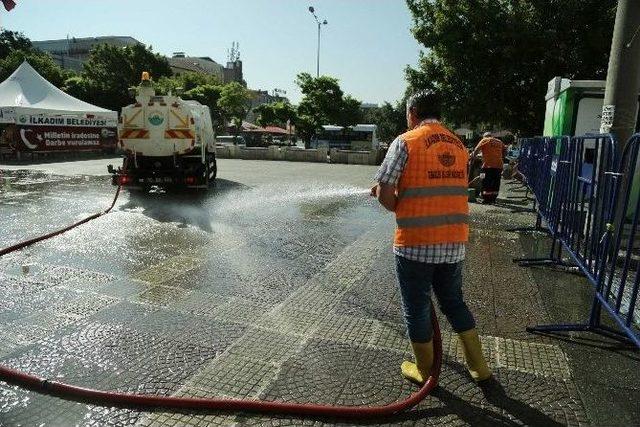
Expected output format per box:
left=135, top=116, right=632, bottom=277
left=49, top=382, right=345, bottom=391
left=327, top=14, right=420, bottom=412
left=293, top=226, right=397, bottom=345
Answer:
left=1, top=0, right=423, bottom=105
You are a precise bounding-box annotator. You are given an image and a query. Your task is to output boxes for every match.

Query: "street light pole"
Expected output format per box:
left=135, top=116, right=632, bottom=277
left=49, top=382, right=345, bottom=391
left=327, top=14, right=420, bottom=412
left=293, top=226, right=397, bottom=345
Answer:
left=308, top=6, right=328, bottom=78
left=316, top=21, right=321, bottom=78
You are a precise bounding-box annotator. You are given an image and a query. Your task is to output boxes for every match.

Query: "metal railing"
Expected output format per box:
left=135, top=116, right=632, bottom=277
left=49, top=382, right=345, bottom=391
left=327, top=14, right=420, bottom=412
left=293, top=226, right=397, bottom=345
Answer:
left=514, top=134, right=639, bottom=349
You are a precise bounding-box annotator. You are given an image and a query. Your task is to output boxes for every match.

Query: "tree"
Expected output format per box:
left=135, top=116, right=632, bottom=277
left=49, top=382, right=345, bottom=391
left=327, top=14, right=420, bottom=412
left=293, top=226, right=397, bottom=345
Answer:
left=0, top=31, right=72, bottom=88
left=218, top=82, right=252, bottom=138
left=254, top=101, right=298, bottom=128
left=0, top=30, right=32, bottom=60
left=362, top=101, right=407, bottom=142
left=183, top=84, right=223, bottom=128
left=336, top=96, right=362, bottom=127
left=71, top=43, right=172, bottom=111
left=295, top=72, right=362, bottom=143
left=405, top=0, right=617, bottom=135
left=295, top=114, right=318, bottom=146
left=154, top=72, right=221, bottom=95
left=0, top=49, right=72, bottom=88
left=296, top=73, right=345, bottom=126
left=63, top=75, right=91, bottom=100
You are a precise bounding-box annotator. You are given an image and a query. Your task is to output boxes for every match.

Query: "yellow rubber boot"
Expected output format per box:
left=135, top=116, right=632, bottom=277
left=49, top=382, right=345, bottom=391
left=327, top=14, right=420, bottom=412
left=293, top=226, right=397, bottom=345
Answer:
left=458, top=329, right=492, bottom=381
left=400, top=340, right=434, bottom=385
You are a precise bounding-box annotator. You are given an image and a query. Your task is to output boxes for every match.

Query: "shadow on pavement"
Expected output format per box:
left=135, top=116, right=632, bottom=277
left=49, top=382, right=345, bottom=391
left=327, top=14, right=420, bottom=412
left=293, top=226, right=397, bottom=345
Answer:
left=119, top=178, right=248, bottom=233
left=528, top=330, right=640, bottom=361
left=491, top=200, right=536, bottom=213
left=331, top=363, right=565, bottom=427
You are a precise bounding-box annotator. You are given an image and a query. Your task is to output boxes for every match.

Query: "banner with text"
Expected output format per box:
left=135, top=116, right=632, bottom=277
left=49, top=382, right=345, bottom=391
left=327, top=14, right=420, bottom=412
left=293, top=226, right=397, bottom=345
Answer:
left=15, top=126, right=117, bottom=151
left=17, top=114, right=117, bottom=128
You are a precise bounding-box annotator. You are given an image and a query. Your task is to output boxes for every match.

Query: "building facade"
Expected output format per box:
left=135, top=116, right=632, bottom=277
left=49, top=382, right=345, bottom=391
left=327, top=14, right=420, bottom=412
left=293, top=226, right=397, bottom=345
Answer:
left=33, top=36, right=245, bottom=85
left=33, top=36, right=142, bottom=72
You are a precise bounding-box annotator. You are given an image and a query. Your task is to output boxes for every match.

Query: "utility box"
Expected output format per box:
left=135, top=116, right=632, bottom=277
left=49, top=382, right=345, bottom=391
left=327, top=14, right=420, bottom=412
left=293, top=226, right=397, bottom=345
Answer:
left=543, top=77, right=614, bottom=137
left=543, top=77, right=640, bottom=220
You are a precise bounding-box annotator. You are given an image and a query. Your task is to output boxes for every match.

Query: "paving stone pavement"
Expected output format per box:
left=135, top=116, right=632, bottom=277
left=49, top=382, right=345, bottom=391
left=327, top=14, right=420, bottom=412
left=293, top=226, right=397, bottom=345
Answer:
left=0, top=161, right=621, bottom=426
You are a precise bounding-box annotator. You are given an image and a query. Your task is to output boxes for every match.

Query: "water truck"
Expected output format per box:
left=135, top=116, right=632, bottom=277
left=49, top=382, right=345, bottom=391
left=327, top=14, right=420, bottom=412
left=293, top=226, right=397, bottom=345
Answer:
left=108, top=72, right=217, bottom=190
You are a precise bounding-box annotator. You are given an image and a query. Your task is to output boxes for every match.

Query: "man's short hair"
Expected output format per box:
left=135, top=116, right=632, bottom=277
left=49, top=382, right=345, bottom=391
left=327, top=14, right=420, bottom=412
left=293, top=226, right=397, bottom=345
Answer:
left=406, top=89, right=442, bottom=120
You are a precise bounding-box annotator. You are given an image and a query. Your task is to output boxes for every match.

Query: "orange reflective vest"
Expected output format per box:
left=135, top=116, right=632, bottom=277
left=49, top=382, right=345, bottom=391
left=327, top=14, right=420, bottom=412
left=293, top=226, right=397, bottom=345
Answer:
left=475, top=137, right=504, bottom=169
left=394, top=122, right=469, bottom=247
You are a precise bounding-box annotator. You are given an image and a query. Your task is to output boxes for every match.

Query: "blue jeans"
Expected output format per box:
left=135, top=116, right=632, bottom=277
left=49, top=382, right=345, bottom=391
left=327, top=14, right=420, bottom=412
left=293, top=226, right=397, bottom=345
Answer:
left=395, top=255, right=476, bottom=343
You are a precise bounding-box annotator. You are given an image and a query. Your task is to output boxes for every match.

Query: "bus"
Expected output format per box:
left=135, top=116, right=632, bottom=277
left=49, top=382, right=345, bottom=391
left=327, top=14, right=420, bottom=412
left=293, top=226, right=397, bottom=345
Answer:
left=311, top=124, right=379, bottom=151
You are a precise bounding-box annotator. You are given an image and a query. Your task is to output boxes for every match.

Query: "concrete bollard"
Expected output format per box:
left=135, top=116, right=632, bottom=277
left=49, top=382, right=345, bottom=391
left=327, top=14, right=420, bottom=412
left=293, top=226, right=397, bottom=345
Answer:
left=268, top=146, right=277, bottom=160
left=347, top=151, right=369, bottom=165
left=215, top=145, right=230, bottom=158
left=368, top=150, right=379, bottom=165
left=329, top=148, right=348, bottom=164
left=215, top=145, right=379, bottom=165
left=317, top=148, right=329, bottom=162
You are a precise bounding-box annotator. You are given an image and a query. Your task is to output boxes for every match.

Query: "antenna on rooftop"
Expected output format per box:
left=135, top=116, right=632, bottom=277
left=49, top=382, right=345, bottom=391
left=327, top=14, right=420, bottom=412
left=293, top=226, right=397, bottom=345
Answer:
left=227, top=41, right=240, bottom=62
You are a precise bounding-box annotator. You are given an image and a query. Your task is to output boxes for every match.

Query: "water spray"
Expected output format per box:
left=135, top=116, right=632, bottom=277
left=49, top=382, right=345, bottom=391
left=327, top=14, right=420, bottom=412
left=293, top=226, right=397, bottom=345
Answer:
left=0, top=181, right=442, bottom=418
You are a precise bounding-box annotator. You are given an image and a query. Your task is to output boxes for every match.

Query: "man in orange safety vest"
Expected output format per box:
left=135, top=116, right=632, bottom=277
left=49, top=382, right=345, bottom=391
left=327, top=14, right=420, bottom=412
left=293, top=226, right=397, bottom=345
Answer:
left=371, top=90, right=491, bottom=385
left=471, top=132, right=507, bottom=203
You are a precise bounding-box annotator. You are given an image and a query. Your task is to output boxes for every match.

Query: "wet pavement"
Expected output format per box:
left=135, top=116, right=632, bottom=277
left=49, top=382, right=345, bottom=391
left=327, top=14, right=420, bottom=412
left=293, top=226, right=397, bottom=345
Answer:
left=0, top=158, right=638, bottom=426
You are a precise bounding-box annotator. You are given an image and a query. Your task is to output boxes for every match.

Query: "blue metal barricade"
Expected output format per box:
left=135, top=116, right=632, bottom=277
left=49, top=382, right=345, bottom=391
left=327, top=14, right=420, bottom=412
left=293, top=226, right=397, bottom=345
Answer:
left=515, top=136, right=575, bottom=267
left=597, top=135, right=640, bottom=347
left=515, top=133, right=640, bottom=349
left=509, top=136, right=555, bottom=233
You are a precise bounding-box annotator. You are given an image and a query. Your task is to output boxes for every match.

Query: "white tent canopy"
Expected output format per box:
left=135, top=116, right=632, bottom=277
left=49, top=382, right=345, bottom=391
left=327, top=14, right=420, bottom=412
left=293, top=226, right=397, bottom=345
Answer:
left=0, top=61, right=117, bottom=126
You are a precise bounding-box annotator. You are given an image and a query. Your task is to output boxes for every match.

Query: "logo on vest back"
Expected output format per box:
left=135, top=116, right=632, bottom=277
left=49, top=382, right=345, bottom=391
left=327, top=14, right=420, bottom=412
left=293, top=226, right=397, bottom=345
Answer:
left=438, top=151, right=456, bottom=167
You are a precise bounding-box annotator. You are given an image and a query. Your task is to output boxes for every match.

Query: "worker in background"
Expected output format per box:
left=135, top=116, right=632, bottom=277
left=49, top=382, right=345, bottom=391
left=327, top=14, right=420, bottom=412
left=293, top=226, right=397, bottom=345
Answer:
left=471, top=132, right=506, bottom=203
left=371, top=90, right=491, bottom=385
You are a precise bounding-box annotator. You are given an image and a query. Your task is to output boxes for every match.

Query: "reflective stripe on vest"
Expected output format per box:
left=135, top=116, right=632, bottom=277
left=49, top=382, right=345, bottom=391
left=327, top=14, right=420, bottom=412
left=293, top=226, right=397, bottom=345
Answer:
left=398, top=186, right=468, bottom=199
left=396, top=213, right=469, bottom=228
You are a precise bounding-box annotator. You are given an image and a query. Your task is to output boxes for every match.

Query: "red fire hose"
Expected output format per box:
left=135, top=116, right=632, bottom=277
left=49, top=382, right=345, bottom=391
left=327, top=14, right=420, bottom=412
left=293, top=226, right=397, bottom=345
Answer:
left=0, top=180, right=442, bottom=418
left=0, top=185, right=121, bottom=256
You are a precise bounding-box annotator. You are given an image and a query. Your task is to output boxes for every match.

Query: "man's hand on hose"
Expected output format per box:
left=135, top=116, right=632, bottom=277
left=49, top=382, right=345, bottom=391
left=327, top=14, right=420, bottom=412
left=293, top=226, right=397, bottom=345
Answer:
left=374, top=183, right=398, bottom=212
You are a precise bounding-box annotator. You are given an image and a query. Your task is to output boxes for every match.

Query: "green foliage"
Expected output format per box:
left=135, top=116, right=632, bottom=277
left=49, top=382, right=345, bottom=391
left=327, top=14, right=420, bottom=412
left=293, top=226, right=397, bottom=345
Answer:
left=154, top=72, right=221, bottom=95
left=295, top=72, right=362, bottom=142
left=153, top=76, right=180, bottom=96
left=296, top=72, right=344, bottom=125
left=218, top=82, right=252, bottom=124
left=294, top=114, right=318, bottom=145
left=254, top=101, right=297, bottom=128
left=362, top=102, right=407, bottom=142
left=0, top=30, right=32, bottom=60
left=0, top=31, right=72, bottom=88
left=337, top=96, right=362, bottom=127
left=183, top=84, right=223, bottom=126
left=405, top=0, right=617, bottom=135
left=63, top=75, right=91, bottom=99
left=0, top=49, right=72, bottom=88
left=177, top=72, right=221, bottom=91
left=71, top=43, right=172, bottom=111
